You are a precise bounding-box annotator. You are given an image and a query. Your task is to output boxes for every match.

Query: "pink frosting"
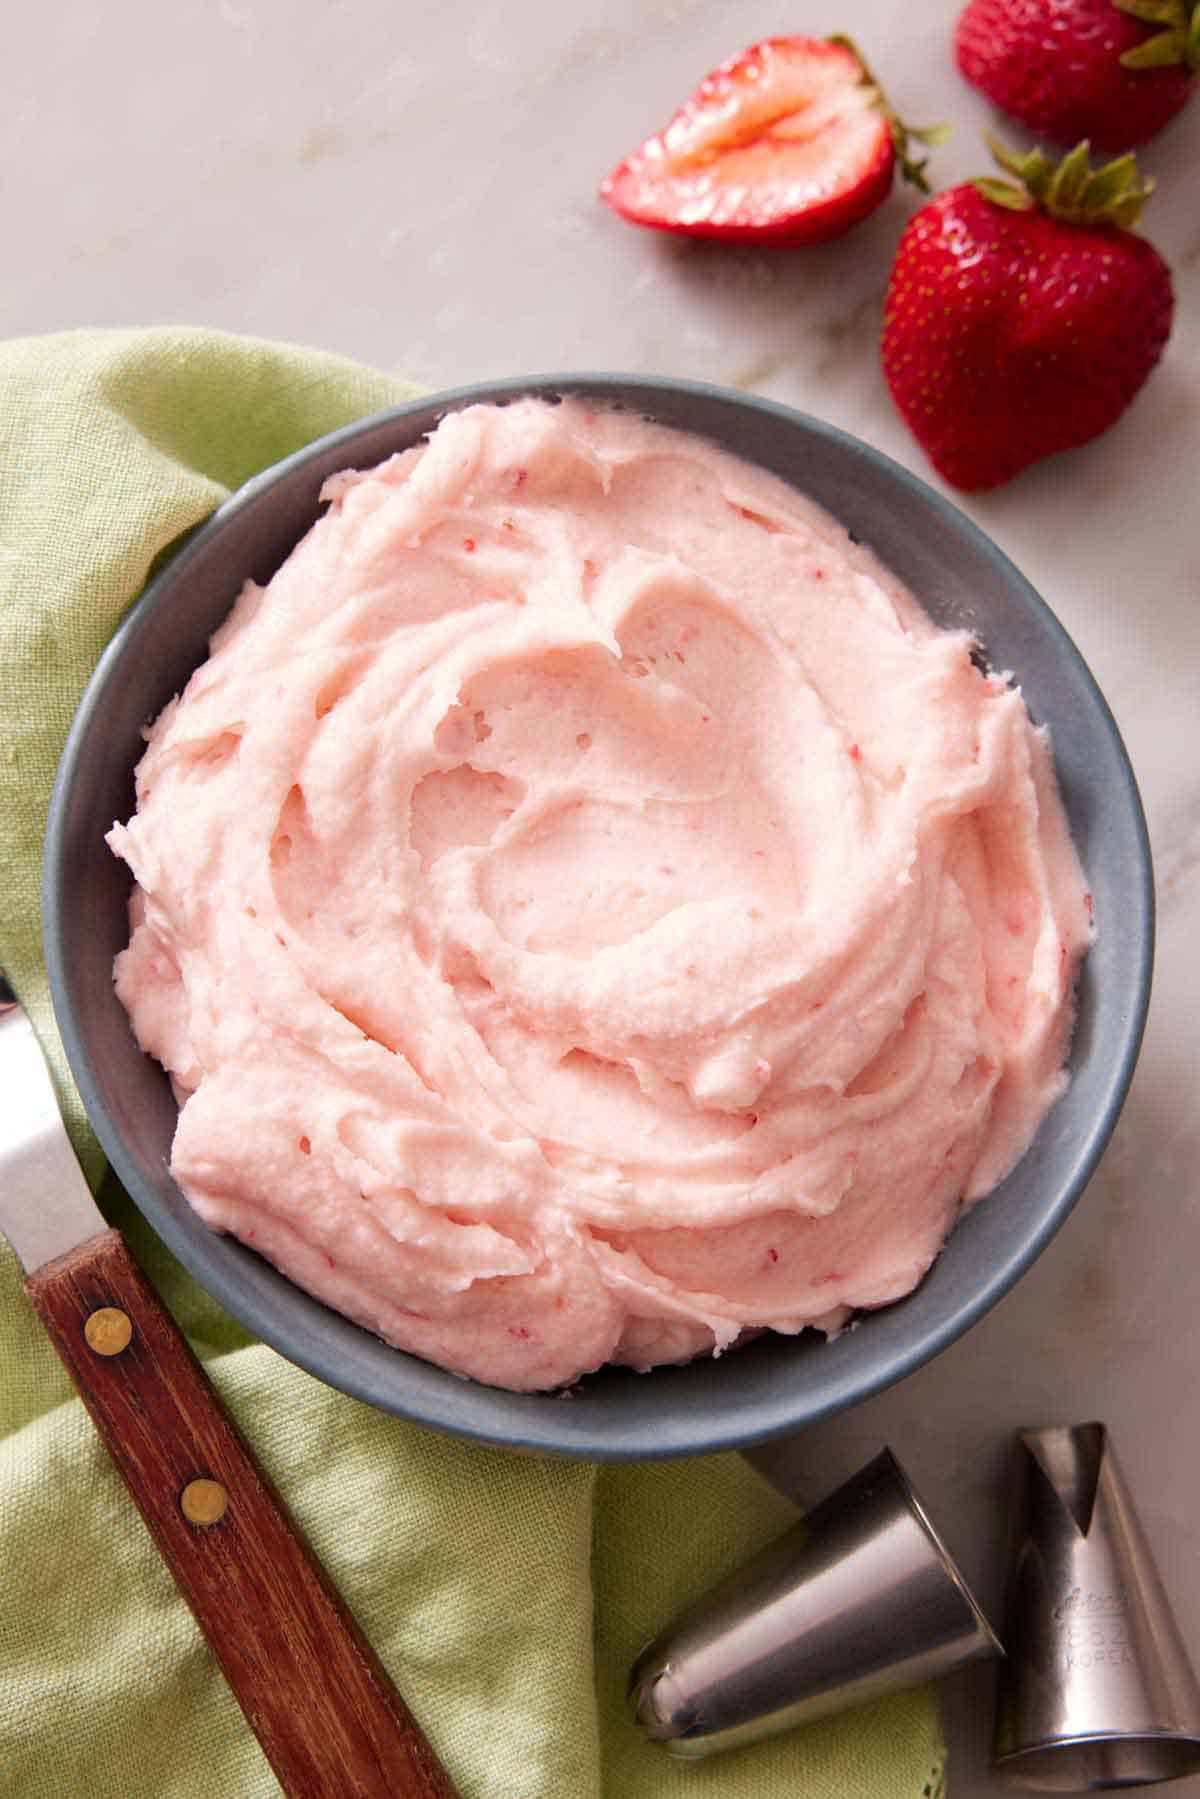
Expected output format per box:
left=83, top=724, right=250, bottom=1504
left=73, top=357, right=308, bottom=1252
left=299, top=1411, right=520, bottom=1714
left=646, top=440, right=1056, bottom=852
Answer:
left=108, top=399, right=1093, bottom=1391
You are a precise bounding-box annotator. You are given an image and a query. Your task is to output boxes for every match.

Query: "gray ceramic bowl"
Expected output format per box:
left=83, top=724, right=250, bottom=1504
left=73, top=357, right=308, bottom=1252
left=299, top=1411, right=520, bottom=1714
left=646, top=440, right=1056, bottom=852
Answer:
left=44, top=375, right=1153, bottom=1459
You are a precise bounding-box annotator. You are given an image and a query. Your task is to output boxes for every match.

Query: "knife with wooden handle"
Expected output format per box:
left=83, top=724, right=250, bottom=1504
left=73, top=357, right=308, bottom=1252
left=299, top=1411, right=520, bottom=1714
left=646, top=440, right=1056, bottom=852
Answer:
left=0, top=982, right=461, bottom=1799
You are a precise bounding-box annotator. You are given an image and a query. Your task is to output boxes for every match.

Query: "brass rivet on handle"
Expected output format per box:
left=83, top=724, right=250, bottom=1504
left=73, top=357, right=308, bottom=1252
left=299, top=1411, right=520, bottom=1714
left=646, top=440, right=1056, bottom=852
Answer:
left=180, top=1478, right=229, bottom=1527
left=84, top=1307, right=133, bottom=1356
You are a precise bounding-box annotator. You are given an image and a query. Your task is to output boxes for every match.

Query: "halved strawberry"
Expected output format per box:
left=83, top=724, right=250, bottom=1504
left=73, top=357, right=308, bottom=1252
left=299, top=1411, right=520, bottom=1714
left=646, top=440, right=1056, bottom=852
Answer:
left=600, top=36, right=940, bottom=246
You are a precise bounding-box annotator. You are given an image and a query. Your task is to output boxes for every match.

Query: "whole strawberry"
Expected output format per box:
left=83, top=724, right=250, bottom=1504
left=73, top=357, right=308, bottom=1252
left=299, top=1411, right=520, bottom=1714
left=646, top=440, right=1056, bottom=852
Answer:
left=881, top=140, right=1174, bottom=491
left=956, top=0, right=1199, bottom=150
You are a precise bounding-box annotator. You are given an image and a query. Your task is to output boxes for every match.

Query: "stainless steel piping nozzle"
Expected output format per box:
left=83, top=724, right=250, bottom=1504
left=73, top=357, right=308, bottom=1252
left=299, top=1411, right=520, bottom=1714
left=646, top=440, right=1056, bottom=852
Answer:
left=993, top=1422, right=1200, bottom=1791
left=629, top=1446, right=1001, bottom=1758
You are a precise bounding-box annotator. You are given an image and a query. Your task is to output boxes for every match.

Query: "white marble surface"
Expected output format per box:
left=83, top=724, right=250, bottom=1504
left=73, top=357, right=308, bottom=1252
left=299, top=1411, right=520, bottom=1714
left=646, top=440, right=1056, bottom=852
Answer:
left=8, top=2, right=1200, bottom=1791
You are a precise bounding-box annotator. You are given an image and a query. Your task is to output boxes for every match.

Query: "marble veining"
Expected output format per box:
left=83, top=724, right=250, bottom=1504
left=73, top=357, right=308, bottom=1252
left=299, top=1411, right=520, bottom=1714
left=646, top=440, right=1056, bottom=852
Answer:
left=5, top=3, right=1199, bottom=1791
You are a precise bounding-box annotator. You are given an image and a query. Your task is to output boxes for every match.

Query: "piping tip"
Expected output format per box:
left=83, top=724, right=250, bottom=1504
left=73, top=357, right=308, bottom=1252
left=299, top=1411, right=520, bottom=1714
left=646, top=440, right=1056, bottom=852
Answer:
left=628, top=1447, right=1001, bottom=1758
left=993, top=1422, right=1200, bottom=1791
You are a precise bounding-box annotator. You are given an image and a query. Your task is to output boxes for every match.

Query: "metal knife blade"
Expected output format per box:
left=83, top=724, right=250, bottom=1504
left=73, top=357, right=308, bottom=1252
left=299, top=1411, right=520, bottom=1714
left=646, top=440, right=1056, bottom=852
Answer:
left=0, top=981, right=108, bottom=1272
left=0, top=969, right=461, bottom=1796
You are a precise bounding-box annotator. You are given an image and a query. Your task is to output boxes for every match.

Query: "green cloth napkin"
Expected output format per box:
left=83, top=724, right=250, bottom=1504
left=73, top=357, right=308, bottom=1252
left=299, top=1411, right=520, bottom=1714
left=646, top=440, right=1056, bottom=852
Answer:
left=0, top=328, right=946, bottom=1799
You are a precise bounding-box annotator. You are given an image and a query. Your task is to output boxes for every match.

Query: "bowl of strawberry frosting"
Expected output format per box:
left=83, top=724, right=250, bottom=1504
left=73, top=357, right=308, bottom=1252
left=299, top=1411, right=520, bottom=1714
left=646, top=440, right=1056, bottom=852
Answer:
left=45, top=376, right=1152, bottom=1457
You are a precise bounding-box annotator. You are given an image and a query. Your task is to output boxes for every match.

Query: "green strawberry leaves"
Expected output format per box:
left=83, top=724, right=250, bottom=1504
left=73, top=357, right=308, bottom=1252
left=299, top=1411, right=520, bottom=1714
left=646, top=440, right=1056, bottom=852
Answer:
left=827, top=32, right=951, bottom=192
left=1114, top=0, right=1200, bottom=73
left=973, top=136, right=1155, bottom=228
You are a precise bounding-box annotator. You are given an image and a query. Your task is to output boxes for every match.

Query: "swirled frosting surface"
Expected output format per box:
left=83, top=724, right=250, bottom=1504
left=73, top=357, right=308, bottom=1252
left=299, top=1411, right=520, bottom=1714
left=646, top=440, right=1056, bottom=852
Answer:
left=108, top=399, right=1092, bottom=1390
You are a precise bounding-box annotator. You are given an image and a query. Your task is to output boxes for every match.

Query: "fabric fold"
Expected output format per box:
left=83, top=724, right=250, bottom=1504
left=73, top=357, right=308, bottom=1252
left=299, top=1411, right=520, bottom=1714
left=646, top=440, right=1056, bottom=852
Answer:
left=0, top=327, right=944, bottom=1798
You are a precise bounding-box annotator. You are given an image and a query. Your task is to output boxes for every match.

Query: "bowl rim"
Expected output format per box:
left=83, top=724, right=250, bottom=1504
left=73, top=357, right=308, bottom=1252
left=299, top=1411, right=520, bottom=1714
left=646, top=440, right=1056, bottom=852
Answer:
left=43, top=371, right=1155, bottom=1458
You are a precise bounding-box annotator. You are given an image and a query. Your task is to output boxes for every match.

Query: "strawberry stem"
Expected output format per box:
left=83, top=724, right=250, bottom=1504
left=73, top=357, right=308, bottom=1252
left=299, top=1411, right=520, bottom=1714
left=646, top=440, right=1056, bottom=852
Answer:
left=973, top=136, right=1156, bottom=228
left=826, top=33, right=950, bottom=193
left=1113, top=0, right=1200, bottom=73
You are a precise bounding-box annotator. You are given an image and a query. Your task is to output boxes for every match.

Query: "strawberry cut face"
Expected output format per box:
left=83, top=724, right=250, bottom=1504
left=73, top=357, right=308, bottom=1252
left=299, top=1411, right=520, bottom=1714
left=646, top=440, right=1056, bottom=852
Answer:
left=601, top=37, right=896, bottom=245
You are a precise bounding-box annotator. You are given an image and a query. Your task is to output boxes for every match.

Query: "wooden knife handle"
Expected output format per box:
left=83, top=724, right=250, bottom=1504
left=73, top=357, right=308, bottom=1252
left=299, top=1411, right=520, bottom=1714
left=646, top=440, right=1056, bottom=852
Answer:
left=25, top=1228, right=461, bottom=1799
